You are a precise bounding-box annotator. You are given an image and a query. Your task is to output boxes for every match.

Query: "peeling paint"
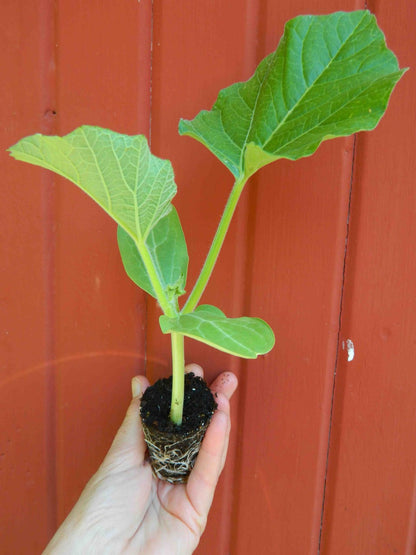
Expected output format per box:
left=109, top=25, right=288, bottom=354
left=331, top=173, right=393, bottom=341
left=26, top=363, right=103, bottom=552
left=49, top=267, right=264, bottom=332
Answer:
left=342, top=339, right=355, bottom=361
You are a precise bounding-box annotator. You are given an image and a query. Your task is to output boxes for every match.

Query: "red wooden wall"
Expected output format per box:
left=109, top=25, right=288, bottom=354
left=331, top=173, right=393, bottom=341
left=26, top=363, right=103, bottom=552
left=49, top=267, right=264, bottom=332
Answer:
left=1, top=1, right=414, bottom=553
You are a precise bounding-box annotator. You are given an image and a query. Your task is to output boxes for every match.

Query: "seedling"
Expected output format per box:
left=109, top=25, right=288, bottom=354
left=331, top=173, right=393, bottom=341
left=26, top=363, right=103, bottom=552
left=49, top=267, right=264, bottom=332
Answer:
left=9, top=11, right=404, bottom=475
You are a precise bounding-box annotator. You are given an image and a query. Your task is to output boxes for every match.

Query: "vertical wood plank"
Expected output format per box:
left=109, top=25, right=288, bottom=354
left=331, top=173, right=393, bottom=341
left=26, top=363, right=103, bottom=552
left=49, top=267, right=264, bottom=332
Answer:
left=321, top=1, right=416, bottom=553
left=40, top=0, right=59, bottom=535
left=52, top=0, right=150, bottom=529
left=148, top=1, right=266, bottom=552
left=0, top=2, right=52, bottom=552
left=230, top=1, right=360, bottom=553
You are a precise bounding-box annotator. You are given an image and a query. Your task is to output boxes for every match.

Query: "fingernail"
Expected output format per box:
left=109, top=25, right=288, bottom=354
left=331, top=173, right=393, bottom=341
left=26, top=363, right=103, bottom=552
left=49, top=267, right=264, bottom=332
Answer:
left=131, top=377, right=142, bottom=398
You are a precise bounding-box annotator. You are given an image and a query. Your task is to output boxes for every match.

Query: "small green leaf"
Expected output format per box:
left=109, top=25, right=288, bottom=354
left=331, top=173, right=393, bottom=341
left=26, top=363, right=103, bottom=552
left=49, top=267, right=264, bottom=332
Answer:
left=159, top=304, right=275, bottom=358
left=117, top=207, right=188, bottom=301
left=179, top=10, right=405, bottom=179
left=8, top=126, right=176, bottom=243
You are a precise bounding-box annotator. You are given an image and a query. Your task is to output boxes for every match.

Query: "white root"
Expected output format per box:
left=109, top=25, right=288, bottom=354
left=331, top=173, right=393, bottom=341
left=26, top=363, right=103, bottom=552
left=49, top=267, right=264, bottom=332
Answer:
left=142, top=421, right=211, bottom=483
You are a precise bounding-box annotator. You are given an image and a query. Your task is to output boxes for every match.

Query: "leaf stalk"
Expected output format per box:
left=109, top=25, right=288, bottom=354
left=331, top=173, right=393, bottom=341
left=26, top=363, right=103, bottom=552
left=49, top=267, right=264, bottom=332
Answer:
left=169, top=173, right=248, bottom=424
left=134, top=238, right=177, bottom=318
left=182, top=174, right=248, bottom=313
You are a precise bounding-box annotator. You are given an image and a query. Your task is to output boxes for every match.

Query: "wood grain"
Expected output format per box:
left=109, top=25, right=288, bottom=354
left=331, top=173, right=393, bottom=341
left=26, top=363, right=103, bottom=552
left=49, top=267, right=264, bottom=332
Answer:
left=53, top=0, right=150, bottom=529
left=0, top=2, right=52, bottom=552
left=321, top=1, right=416, bottom=553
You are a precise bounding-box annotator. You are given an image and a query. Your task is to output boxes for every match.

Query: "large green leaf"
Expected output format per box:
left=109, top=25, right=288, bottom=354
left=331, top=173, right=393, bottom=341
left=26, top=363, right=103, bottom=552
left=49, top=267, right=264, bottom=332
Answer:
left=160, top=305, right=275, bottom=358
left=179, top=10, right=405, bottom=179
left=117, top=207, right=188, bottom=301
left=8, top=126, right=176, bottom=242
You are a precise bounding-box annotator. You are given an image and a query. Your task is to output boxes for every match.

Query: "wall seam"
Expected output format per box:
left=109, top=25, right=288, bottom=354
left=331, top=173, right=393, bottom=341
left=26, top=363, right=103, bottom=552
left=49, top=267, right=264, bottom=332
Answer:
left=148, top=0, right=154, bottom=146
left=317, top=135, right=357, bottom=554
left=229, top=0, right=262, bottom=552
left=142, top=0, right=154, bottom=378
left=40, top=0, right=58, bottom=538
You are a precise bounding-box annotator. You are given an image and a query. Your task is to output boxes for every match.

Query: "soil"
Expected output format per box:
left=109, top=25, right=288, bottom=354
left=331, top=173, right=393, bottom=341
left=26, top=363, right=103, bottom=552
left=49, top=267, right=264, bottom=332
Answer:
left=140, top=372, right=217, bottom=434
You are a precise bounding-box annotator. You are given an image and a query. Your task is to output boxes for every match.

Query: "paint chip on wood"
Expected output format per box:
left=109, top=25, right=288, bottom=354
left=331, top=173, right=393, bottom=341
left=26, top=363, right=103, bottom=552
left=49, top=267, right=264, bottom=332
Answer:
left=342, top=339, right=355, bottom=361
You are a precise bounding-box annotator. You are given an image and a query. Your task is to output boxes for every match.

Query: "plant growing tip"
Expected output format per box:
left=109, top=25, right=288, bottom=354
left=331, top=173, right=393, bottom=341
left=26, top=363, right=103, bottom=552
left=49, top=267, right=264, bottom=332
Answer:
left=8, top=10, right=405, bottom=479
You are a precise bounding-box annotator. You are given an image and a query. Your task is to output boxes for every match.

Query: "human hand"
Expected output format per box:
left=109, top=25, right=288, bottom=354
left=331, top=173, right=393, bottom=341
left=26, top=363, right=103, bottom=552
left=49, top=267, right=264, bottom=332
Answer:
left=43, top=364, right=238, bottom=555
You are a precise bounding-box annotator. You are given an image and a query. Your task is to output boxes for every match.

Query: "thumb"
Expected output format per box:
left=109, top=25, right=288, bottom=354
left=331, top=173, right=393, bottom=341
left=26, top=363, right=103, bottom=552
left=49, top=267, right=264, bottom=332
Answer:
left=103, top=375, right=150, bottom=467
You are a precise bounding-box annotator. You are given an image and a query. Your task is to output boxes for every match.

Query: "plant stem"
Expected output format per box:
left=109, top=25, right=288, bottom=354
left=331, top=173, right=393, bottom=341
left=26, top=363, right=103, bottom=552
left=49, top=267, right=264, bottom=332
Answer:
left=134, top=238, right=176, bottom=318
left=182, top=174, right=248, bottom=313
left=170, top=332, right=185, bottom=425
left=136, top=173, right=248, bottom=426
left=134, top=238, right=186, bottom=425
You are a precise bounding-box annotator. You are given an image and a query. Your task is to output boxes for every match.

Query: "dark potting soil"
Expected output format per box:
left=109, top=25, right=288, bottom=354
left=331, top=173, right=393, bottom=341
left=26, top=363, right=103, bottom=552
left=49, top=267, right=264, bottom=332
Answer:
left=140, top=372, right=217, bottom=434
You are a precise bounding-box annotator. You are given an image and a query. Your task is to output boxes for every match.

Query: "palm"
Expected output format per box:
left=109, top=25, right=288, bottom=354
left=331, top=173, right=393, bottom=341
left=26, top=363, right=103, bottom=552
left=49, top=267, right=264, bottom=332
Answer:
left=91, top=459, right=202, bottom=554
left=130, top=480, right=202, bottom=554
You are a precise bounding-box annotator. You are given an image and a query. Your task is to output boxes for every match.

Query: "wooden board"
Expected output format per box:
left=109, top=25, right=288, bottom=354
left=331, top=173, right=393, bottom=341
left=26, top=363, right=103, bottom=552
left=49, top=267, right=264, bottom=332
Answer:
left=230, top=2, right=361, bottom=551
left=321, top=1, right=416, bottom=553
left=0, top=3, right=52, bottom=551
left=53, top=0, right=149, bottom=525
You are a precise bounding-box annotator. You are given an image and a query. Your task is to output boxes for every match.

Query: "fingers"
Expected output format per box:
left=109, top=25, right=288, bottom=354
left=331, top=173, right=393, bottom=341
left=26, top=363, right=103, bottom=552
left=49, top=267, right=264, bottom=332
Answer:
left=187, top=367, right=237, bottom=476
left=186, top=410, right=229, bottom=520
left=209, top=371, right=238, bottom=401
left=131, top=374, right=146, bottom=399
left=210, top=372, right=238, bottom=473
left=185, top=371, right=237, bottom=519
left=185, top=363, right=204, bottom=378
left=103, top=374, right=150, bottom=468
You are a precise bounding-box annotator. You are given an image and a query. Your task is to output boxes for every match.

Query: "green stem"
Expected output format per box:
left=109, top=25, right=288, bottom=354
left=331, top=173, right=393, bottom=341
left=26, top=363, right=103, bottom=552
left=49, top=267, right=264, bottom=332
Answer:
left=134, top=238, right=176, bottom=318
left=135, top=174, right=249, bottom=425
left=182, top=175, right=248, bottom=313
left=133, top=238, right=185, bottom=425
left=170, top=332, right=185, bottom=425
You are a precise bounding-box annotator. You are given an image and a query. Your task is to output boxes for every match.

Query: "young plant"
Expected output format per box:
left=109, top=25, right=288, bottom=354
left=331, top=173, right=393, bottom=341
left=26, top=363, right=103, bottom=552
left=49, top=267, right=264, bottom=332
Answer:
left=9, top=11, right=404, bottom=474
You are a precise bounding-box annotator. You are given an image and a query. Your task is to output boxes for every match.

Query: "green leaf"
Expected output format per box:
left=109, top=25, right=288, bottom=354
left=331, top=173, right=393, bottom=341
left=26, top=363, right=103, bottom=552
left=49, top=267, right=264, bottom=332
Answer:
left=117, top=206, right=188, bottom=301
left=179, top=10, right=405, bottom=179
left=8, top=126, right=176, bottom=242
left=159, top=304, right=275, bottom=358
